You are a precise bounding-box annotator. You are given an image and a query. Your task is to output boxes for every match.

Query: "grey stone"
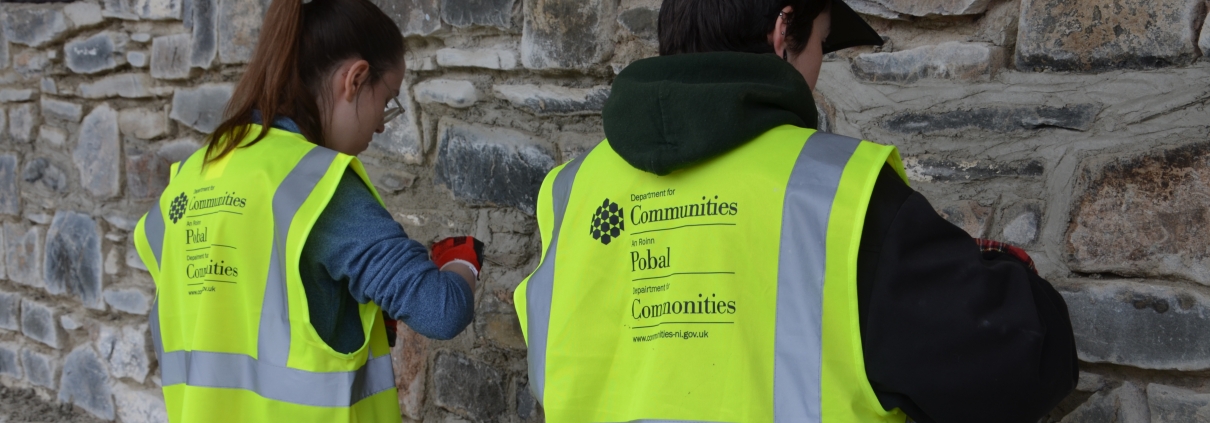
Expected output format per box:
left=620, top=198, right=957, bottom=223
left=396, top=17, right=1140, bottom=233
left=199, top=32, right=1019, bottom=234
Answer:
left=1202, top=13, right=1210, bottom=57
left=65, top=32, right=127, bottom=75
left=21, top=348, right=56, bottom=389
left=58, top=345, right=115, bottom=421
left=369, top=93, right=423, bottom=165
left=23, top=158, right=69, bottom=192
left=134, top=0, right=183, bottom=19
left=1002, top=212, right=1039, bottom=246
left=9, top=104, right=38, bottom=143
left=372, top=0, right=441, bottom=36
left=102, top=0, right=140, bottom=19
left=1017, top=0, right=1205, bottom=71
left=0, top=292, right=17, bottom=331
left=39, top=126, right=67, bottom=147
left=40, top=78, right=57, bottom=95
left=861, top=0, right=991, bottom=16
left=436, top=47, right=518, bottom=70
left=105, top=247, right=120, bottom=275
left=64, top=2, right=105, bottom=28
left=0, top=345, right=19, bottom=379
left=1060, top=382, right=1148, bottom=423
left=1148, top=384, right=1210, bottom=422
left=853, top=42, right=1006, bottom=83
left=440, top=0, right=513, bottom=29
left=190, top=0, right=217, bottom=68
left=21, top=299, right=60, bottom=349
left=0, top=155, right=19, bottom=216
left=883, top=104, right=1101, bottom=134
left=516, top=380, right=537, bottom=421
left=4, top=8, right=69, bottom=48
left=901, top=156, right=1045, bottom=182
left=103, top=289, right=149, bottom=315
left=474, top=296, right=525, bottom=349
left=218, top=0, right=265, bottom=64
left=494, top=84, right=609, bottom=116
left=414, top=79, right=479, bottom=108
left=79, top=73, right=163, bottom=99
left=126, top=244, right=147, bottom=271
left=845, top=0, right=909, bottom=20
left=151, top=34, right=193, bottom=80
left=435, top=119, right=556, bottom=214
left=44, top=211, right=104, bottom=309
left=75, top=104, right=122, bottom=199
left=119, top=107, right=168, bottom=139
left=60, top=314, right=83, bottom=331
left=131, top=33, right=152, bottom=43
left=1068, top=143, right=1210, bottom=284
left=170, top=83, right=233, bottom=133
left=5, top=224, right=43, bottom=288
left=127, top=51, right=147, bottom=68
left=113, top=383, right=167, bottom=423
left=156, top=137, right=201, bottom=162
left=1062, top=281, right=1210, bottom=370
left=127, top=145, right=171, bottom=199
left=432, top=351, right=507, bottom=421
left=41, top=98, right=83, bottom=123
left=0, top=89, right=34, bottom=103
left=522, top=0, right=616, bottom=69
left=618, top=7, right=657, bottom=41
left=13, top=50, right=49, bottom=76
left=95, top=324, right=149, bottom=383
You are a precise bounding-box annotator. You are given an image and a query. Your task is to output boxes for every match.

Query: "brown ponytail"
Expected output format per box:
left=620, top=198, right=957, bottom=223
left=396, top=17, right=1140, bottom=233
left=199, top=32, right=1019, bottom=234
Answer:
left=206, top=0, right=405, bottom=164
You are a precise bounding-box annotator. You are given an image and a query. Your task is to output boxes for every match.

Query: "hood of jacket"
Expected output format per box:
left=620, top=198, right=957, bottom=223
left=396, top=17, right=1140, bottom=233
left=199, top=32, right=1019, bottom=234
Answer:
left=602, top=52, right=818, bottom=176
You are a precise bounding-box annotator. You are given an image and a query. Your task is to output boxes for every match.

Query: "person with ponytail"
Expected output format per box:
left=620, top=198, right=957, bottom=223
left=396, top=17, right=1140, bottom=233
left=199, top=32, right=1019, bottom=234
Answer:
left=132, top=0, right=479, bottom=420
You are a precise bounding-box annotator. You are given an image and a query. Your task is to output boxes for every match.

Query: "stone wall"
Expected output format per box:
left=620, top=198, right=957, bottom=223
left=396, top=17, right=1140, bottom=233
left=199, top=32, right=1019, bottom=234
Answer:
left=0, top=0, right=1205, bottom=421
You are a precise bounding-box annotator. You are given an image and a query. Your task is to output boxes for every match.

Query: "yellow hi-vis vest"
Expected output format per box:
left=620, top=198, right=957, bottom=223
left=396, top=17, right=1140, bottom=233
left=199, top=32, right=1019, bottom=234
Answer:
left=133, top=125, right=401, bottom=423
left=515, top=126, right=910, bottom=423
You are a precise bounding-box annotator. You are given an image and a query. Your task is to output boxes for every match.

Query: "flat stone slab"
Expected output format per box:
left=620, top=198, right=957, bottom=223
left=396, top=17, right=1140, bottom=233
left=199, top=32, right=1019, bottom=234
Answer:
left=22, top=348, right=57, bottom=389
left=218, top=0, right=264, bottom=64
left=21, top=299, right=59, bottom=349
left=169, top=83, right=234, bottom=133
left=413, top=79, right=479, bottom=108
left=151, top=34, right=193, bottom=80
left=852, top=42, right=1006, bottom=83
left=861, top=0, right=991, bottom=16
left=45, top=211, right=104, bottom=309
left=5, top=224, right=43, bottom=288
left=431, top=351, right=507, bottom=421
left=0, top=292, right=18, bottom=331
left=65, top=32, right=127, bottom=75
left=493, top=84, right=609, bottom=116
left=522, top=0, right=616, bottom=69
left=1068, top=143, right=1210, bottom=284
left=1061, top=281, right=1210, bottom=371
left=883, top=104, right=1101, bottom=133
left=4, top=8, right=68, bottom=47
left=0, top=154, right=19, bottom=216
left=59, top=345, right=115, bottom=420
left=1017, top=0, right=1205, bottom=71
left=1147, top=384, right=1210, bottom=422
left=75, top=105, right=123, bottom=199
left=436, top=48, right=518, bottom=70
left=441, top=0, right=514, bottom=29
left=434, top=119, right=556, bottom=214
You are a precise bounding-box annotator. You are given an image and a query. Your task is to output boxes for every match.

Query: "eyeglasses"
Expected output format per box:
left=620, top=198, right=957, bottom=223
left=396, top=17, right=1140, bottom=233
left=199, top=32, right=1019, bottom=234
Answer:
left=383, top=97, right=405, bottom=126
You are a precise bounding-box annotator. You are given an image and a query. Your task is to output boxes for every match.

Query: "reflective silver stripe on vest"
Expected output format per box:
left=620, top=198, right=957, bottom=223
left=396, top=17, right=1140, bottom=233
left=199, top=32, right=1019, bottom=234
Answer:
left=774, top=132, right=861, bottom=422
left=149, top=146, right=396, bottom=407
left=158, top=350, right=395, bottom=407
left=144, top=201, right=166, bottom=269
left=525, top=154, right=589, bottom=402
left=259, top=147, right=339, bottom=366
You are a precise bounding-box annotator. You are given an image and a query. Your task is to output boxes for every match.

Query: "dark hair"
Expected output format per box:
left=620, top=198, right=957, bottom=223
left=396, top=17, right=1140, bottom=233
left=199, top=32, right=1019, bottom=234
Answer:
left=206, top=0, right=406, bottom=164
left=658, top=0, right=829, bottom=56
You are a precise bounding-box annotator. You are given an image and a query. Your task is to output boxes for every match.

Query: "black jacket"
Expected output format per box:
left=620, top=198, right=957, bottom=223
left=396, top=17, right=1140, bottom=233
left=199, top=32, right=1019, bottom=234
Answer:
left=602, top=52, right=1077, bottom=423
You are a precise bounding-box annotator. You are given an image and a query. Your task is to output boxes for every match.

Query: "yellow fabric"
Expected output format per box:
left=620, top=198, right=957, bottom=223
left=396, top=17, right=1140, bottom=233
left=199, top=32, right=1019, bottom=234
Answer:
left=134, top=125, right=400, bottom=422
left=517, top=126, right=907, bottom=423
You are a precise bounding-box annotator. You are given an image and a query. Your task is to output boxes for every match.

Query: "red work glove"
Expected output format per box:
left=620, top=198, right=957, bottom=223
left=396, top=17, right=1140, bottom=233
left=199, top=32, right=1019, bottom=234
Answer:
left=430, top=236, right=485, bottom=278
left=975, top=238, right=1037, bottom=274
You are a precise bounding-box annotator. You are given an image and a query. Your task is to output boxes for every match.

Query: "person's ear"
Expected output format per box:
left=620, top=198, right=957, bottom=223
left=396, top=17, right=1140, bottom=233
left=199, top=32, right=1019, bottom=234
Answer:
left=767, top=6, right=794, bottom=59
left=341, top=59, right=372, bottom=103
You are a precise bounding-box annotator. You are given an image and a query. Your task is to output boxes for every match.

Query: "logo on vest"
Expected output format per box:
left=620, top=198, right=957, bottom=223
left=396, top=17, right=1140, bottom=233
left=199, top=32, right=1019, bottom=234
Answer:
left=169, top=193, right=188, bottom=224
left=591, top=199, right=625, bottom=245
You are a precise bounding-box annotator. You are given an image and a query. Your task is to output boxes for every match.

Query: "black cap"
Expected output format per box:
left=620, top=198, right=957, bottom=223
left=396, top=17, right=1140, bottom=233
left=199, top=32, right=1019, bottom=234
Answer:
left=822, top=0, right=884, bottom=54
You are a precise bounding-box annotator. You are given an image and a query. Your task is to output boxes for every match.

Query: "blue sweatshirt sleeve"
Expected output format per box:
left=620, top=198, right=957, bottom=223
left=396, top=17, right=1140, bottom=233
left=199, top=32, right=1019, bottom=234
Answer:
left=305, top=169, right=475, bottom=340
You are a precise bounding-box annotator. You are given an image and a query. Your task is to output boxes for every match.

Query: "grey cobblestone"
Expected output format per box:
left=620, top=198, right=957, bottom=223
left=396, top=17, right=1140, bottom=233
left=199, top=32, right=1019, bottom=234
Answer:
left=21, top=299, right=60, bottom=349
left=0, top=292, right=17, bottom=332
left=58, top=345, right=114, bottom=420
left=74, top=105, right=122, bottom=199
left=5, top=224, right=43, bottom=288
left=44, top=211, right=104, bottom=309
left=21, top=348, right=56, bottom=390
